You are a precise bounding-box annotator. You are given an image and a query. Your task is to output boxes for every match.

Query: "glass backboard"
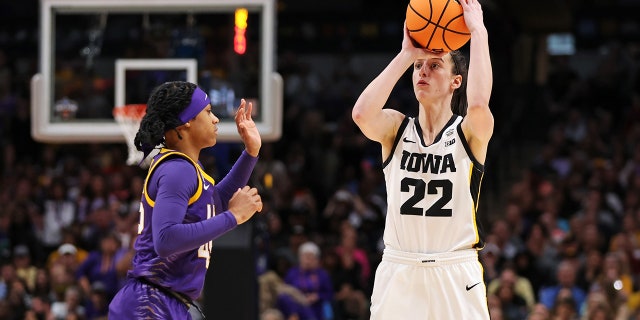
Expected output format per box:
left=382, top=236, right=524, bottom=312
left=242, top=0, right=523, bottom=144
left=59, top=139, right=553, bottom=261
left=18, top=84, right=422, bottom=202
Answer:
left=32, top=0, right=281, bottom=143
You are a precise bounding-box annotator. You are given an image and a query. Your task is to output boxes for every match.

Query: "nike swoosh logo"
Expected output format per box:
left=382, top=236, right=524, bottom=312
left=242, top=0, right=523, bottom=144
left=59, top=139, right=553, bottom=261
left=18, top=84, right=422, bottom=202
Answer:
left=466, top=282, right=481, bottom=291
left=403, top=137, right=415, bottom=143
left=203, top=183, right=210, bottom=190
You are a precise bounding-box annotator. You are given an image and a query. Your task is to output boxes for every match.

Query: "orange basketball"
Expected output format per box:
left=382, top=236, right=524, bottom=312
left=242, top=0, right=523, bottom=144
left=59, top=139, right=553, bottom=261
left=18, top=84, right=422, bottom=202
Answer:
left=406, top=0, right=470, bottom=52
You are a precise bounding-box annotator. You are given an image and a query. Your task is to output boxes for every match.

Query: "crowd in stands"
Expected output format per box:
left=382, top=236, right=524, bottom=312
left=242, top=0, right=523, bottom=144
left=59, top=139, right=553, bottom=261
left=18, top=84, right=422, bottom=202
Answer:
left=0, top=15, right=640, bottom=320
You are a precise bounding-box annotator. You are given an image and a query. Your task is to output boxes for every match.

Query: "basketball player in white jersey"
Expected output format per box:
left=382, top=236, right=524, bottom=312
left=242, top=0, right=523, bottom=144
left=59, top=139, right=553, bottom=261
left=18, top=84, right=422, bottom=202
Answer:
left=352, top=0, right=493, bottom=318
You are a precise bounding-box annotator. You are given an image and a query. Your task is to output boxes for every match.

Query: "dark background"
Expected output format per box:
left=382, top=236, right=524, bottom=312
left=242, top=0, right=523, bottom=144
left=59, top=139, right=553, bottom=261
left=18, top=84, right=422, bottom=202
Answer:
left=1, top=0, right=639, bottom=319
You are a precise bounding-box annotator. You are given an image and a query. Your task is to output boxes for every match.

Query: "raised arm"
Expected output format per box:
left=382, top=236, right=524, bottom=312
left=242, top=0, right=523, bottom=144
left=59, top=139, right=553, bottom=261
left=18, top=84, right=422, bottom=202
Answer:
left=351, top=52, right=409, bottom=146
left=352, top=24, right=430, bottom=150
left=212, top=98, right=262, bottom=210
left=460, top=0, right=494, bottom=162
left=236, top=98, right=261, bottom=157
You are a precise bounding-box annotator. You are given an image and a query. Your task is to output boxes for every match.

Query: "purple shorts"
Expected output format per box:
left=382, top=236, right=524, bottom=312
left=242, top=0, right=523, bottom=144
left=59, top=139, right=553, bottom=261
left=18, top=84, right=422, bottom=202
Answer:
left=108, top=278, right=191, bottom=320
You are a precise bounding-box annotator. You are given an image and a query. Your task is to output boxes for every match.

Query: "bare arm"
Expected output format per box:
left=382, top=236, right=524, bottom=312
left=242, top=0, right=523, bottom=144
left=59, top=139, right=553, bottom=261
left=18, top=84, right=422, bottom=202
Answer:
left=352, top=24, right=433, bottom=153
left=460, top=0, right=494, bottom=163
left=351, top=51, right=410, bottom=147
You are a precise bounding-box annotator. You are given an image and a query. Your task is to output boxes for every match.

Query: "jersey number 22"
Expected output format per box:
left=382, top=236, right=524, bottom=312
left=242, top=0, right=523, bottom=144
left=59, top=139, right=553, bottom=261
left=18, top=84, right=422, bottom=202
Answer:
left=400, top=177, right=452, bottom=217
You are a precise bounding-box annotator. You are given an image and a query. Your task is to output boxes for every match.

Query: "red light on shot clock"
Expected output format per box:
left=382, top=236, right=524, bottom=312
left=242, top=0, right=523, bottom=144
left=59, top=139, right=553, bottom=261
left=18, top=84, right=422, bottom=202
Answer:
left=234, top=8, right=248, bottom=55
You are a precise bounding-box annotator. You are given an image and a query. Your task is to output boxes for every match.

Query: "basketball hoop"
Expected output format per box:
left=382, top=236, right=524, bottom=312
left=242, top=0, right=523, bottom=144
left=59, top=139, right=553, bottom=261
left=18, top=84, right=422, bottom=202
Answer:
left=113, top=104, right=148, bottom=167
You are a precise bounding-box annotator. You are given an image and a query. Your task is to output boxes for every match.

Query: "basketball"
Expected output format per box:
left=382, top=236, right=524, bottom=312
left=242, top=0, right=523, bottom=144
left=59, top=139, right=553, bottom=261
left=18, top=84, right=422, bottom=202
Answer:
left=406, top=0, right=470, bottom=52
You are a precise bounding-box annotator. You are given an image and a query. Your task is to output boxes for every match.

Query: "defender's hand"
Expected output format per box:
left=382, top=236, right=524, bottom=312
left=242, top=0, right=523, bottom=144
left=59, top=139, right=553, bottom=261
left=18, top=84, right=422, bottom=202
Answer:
left=235, top=99, right=261, bottom=157
left=228, top=186, right=263, bottom=224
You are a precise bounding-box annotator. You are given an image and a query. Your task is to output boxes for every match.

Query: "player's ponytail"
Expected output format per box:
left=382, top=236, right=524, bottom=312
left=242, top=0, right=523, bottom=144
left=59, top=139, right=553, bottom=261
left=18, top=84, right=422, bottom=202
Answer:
left=134, top=81, right=197, bottom=157
left=449, top=50, right=468, bottom=117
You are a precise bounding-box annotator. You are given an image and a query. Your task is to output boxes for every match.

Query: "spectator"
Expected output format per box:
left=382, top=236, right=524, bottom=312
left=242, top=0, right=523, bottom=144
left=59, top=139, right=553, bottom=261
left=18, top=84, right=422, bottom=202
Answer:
left=50, top=286, right=86, bottom=320
left=13, top=244, right=37, bottom=292
left=273, top=225, right=310, bottom=278
left=0, top=263, right=16, bottom=300
left=610, top=214, right=640, bottom=276
left=527, top=304, right=550, bottom=320
left=258, top=270, right=309, bottom=318
left=114, top=229, right=137, bottom=289
left=550, top=294, right=578, bottom=320
left=85, top=281, right=110, bottom=320
left=495, top=281, right=529, bottom=320
left=6, top=277, right=30, bottom=319
left=488, top=265, right=536, bottom=311
left=334, top=222, right=370, bottom=289
left=47, top=243, right=88, bottom=274
left=8, top=204, right=41, bottom=264
left=48, top=262, right=75, bottom=304
left=283, top=241, right=334, bottom=320
left=575, top=249, right=603, bottom=293
left=76, top=173, right=109, bottom=223
left=481, top=241, right=503, bottom=284
left=586, top=252, right=633, bottom=319
left=25, top=295, right=52, bottom=320
left=33, top=267, right=51, bottom=298
left=539, top=260, right=587, bottom=312
left=75, top=232, right=121, bottom=301
left=519, top=222, right=558, bottom=292
left=328, top=223, right=370, bottom=320
left=491, top=218, right=525, bottom=261
left=41, top=178, right=76, bottom=256
left=582, top=289, right=627, bottom=320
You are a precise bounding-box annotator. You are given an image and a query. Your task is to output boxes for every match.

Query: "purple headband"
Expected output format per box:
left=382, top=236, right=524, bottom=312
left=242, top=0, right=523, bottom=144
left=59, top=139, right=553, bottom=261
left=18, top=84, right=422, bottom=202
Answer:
left=178, top=86, right=211, bottom=124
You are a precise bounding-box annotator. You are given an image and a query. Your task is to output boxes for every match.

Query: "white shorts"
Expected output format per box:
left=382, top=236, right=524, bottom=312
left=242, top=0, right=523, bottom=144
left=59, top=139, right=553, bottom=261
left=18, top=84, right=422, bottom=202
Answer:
left=370, top=248, right=490, bottom=320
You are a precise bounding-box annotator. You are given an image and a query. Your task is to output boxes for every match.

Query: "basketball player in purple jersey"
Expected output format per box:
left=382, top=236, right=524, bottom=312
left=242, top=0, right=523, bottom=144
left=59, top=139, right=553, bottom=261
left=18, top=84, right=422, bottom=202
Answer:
left=108, top=81, right=263, bottom=319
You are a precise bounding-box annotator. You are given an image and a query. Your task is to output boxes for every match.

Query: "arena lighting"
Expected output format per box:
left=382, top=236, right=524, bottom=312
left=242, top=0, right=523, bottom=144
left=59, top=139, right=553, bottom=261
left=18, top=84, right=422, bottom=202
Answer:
left=234, top=8, right=248, bottom=54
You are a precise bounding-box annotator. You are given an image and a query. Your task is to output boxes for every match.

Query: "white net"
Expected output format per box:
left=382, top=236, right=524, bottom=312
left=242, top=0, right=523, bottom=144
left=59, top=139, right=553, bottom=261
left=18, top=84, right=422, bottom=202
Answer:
left=112, top=104, right=149, bottom=167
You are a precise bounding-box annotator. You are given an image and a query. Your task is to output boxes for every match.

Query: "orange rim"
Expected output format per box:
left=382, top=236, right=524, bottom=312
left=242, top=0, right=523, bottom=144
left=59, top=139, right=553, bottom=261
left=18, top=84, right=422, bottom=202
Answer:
left=113, top=104, right=146, bottom=119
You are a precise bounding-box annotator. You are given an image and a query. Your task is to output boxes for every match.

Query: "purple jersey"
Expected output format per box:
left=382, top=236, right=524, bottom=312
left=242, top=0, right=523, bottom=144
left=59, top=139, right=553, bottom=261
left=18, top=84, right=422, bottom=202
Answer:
left=128, top=149, right=233, bottom=300
left=110, top=149, right=257, bottom=318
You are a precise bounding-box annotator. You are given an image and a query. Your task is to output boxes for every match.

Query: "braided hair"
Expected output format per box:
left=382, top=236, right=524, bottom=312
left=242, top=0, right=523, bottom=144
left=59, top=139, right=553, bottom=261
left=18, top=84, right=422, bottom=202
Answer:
left=134, top=81, right=197, bottom=154
left=449, top=50, right=468, bottom=117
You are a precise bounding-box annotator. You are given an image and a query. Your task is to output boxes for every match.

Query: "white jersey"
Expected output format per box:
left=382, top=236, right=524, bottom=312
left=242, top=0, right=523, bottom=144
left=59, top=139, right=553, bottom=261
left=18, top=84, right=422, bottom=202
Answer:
left=382, top=115, right=485, bottom=253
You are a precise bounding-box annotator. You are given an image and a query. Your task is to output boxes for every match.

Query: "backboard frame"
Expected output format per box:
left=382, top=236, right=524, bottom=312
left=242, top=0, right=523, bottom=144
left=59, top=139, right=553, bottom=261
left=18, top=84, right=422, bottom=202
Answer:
left=114, top=59, right=198, bottom=108
left=32, top=0, right=281, bottom=143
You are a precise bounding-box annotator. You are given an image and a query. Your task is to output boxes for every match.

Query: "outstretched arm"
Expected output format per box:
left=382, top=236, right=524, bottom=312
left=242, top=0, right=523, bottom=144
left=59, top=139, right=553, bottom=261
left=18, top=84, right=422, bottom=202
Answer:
left=460, top=0, right=494, bottom=162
